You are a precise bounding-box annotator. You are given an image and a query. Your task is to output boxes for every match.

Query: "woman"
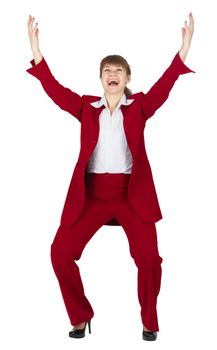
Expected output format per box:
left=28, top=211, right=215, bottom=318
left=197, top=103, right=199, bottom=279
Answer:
left=26, top=13, right=194, bottom=341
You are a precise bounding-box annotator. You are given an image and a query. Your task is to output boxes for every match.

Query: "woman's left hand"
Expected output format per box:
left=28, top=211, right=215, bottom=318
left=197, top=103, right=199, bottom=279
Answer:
left=181, top=12, right=194, bottom=49
left=179, top=12, right=194, bottom=62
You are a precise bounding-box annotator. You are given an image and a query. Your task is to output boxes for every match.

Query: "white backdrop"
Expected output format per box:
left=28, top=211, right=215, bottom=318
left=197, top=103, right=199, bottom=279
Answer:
left=1, top=0, right=217, bottom=349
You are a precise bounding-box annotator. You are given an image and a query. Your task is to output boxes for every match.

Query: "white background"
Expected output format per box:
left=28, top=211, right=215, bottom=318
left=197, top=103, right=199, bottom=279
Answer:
left=1, top=0, right=217, bottom=349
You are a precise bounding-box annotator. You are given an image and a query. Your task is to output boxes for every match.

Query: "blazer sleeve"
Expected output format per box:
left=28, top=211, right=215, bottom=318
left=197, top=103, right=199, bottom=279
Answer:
left=141, top=51, right=196, bottom=121
left=26, top=57, right=82, bottom=122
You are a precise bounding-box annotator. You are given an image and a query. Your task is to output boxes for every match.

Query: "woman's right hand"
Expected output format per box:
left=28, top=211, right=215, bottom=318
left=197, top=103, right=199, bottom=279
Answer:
left=27, top=14, right=39, bottom=48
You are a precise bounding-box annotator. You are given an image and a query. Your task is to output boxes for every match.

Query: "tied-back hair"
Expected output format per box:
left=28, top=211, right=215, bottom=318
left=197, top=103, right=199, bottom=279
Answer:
left=99, top=54, right=133, bottom=97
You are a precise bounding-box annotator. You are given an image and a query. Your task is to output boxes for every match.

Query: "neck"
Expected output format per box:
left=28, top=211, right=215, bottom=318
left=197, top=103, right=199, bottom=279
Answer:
left=104, top=92, right=124, bottom=110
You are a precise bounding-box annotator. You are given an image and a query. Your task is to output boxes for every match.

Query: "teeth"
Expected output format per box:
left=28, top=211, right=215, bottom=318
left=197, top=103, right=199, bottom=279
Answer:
left=109, top=80, right=119, bottom=85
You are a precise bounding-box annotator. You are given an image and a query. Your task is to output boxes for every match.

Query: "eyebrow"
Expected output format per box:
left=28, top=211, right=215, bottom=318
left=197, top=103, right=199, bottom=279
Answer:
left=103, top=66, right=123, bottom=69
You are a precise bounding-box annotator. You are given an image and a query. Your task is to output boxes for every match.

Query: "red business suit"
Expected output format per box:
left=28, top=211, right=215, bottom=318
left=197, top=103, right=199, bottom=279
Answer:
left=26, top=52, right=195, bottom=331
left=26, top=51, right=195, bottom=227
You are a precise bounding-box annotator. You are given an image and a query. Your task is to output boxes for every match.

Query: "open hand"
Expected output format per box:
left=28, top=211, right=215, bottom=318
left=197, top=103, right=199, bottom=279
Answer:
left=181, top=12, right=194, bottom=49
left=27, top=14, right=40, bottom=48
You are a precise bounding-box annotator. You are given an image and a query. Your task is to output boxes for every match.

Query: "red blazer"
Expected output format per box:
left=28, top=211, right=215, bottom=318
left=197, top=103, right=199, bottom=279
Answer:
left=26, top=52, right=195, bottom=227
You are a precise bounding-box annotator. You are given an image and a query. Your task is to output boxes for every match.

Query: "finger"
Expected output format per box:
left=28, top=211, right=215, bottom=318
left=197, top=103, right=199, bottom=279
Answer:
left=189, top=14, right=194, bottom=32
left=32, top=18, right=38, bottom=32
left=28, top=15, right=35, bottom=31
left=34, top=22, right=38, bottom=32
left=189, top=13, right=194, bottom=23
left=27, top=15, right=33, bottom=29
left=32, top=17, right=35, bottom=27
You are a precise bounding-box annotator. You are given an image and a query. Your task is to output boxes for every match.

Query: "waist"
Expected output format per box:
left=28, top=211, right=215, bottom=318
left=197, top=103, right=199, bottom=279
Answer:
left=85, top=171, right=130, bottom=183
left=85, top=171, right=131, bottom=178
left=85, top=171, right=131, bottom=195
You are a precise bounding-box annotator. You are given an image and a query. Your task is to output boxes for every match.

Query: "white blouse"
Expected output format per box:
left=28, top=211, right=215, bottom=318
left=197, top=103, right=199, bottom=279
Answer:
left=86, top=93, right=134, bottom=174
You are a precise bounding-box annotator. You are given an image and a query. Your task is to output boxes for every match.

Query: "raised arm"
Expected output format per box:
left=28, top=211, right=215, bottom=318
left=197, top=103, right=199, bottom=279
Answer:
left=141, top=12, right=195, bottom=121
left=26, top=15, right=82, bottom=121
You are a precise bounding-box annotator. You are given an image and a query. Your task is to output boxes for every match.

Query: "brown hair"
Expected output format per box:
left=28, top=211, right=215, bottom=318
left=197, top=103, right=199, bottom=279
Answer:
left=99, top=54, right=133, bottom=97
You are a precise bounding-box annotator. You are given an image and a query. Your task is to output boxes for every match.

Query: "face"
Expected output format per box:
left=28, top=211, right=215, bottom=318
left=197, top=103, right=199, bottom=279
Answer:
left=100, top=64, right=131, bottom=95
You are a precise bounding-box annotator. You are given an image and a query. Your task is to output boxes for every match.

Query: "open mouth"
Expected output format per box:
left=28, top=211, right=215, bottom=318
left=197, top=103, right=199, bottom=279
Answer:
left=108, top=80, right=119, bottom=86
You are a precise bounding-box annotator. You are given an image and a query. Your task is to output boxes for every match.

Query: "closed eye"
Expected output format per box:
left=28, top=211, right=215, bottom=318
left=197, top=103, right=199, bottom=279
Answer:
left=104, top=68, right=123, bottom=72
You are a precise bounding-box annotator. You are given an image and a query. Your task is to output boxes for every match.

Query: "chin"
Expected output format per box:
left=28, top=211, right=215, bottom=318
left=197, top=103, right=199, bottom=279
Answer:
left=106, top=88, right=123, bottom=94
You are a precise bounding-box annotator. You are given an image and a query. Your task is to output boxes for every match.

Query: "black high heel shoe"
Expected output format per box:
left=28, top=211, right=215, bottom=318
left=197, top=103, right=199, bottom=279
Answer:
left=69, top=320, right=91, bottom=338
left=142, top=328, right=157, bottom=341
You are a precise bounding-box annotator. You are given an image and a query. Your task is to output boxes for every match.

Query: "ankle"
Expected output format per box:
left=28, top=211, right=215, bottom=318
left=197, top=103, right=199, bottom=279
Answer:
left=74, top=322, right=85, bottom=329
left=143, top=325, right=153, bottom=332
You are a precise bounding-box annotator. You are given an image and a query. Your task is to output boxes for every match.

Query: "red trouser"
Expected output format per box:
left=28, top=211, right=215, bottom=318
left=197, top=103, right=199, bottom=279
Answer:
left=50, top=172, right=163, bottom=331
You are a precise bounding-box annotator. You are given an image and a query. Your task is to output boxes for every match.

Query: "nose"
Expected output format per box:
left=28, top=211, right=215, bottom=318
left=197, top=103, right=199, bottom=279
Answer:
left=109, top=73, right=118, bottom=80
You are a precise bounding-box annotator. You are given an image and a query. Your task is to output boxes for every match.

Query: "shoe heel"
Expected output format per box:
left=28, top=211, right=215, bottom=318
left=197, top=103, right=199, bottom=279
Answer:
left=87, top=320, right=91, bottom=334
